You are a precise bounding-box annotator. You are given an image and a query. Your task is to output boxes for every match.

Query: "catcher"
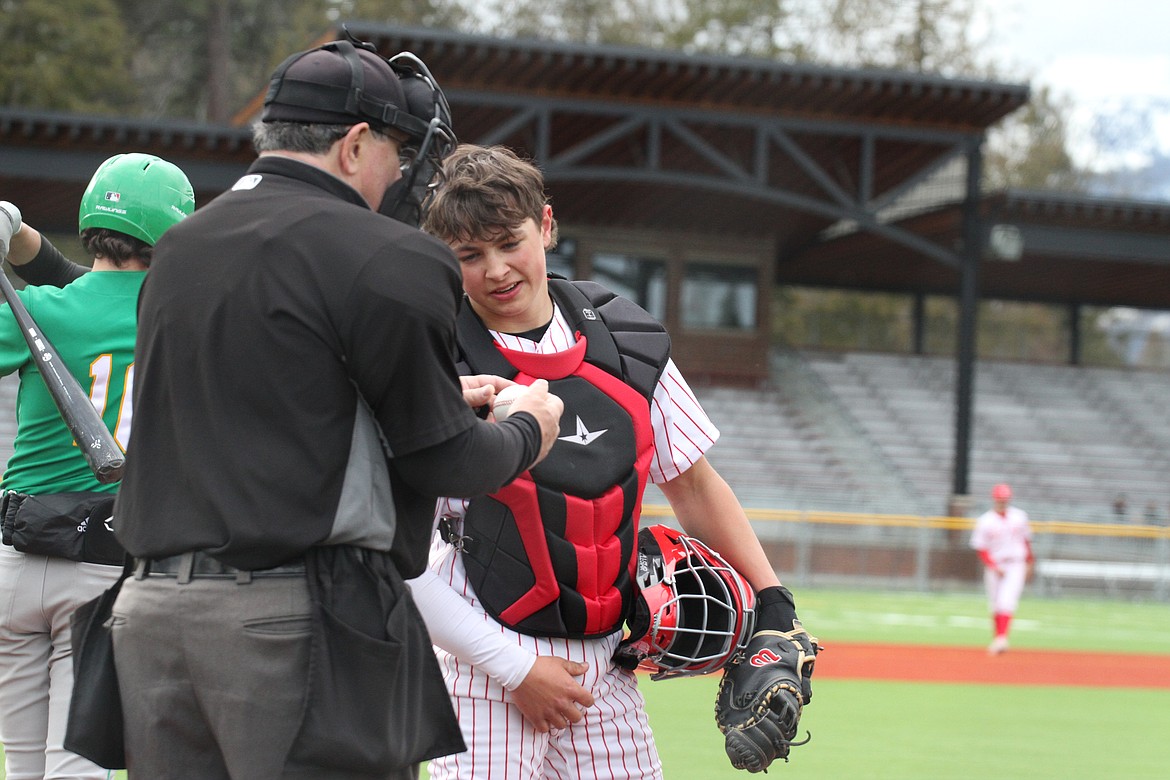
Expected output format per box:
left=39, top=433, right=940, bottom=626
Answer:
left=406, top=143, right=818, bottom=778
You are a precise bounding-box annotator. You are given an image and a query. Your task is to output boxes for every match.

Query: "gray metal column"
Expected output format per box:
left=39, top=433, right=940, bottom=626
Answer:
left=952, top=138, right=983, bottom=505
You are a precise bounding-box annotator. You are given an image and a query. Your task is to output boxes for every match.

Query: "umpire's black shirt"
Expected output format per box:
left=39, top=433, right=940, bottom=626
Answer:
left=115, top=156, right=511, bottom=575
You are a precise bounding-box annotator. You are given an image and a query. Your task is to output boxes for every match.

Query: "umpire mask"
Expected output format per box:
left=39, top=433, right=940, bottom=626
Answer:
left=263, top=29, right=456, bottom=223
left=378, top=52, right=457, bottom=227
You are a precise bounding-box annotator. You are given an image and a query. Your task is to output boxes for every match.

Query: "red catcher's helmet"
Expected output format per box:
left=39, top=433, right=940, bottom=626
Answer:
left=992, top=483, right=1013, bottom=501
left=621, top=524, right=755, bottom=680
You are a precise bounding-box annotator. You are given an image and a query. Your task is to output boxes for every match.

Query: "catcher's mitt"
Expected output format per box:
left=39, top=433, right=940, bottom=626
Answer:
left=714, top=622, right=819, bottom=772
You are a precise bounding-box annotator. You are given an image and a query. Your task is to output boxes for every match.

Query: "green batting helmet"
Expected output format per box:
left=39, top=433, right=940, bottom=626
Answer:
left=78, top=153, right=195, bottom=246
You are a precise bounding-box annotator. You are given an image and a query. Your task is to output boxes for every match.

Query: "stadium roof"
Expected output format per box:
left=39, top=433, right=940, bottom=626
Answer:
left=1, top=25, right=1166, bottom=313
left=330, top=23, right=1028, bottom=263
left=791, top=189, right=1170, bottom=310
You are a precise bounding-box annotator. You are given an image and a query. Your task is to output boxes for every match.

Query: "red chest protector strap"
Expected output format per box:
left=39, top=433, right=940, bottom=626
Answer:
left=453, top=279, right=670, bottom=638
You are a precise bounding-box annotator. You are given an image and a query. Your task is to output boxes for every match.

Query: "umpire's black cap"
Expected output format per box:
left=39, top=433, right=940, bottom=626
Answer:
left=261, top=38, right=429, bottom=143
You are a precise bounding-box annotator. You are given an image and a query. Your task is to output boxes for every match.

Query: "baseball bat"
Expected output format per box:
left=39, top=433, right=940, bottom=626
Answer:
left=0, top=203, right=125, bottom=483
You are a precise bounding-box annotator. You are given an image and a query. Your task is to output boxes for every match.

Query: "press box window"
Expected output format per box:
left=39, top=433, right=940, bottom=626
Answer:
left=682, top=263, right=757, bottom=331
left=591, top=252, right=667, bottom=321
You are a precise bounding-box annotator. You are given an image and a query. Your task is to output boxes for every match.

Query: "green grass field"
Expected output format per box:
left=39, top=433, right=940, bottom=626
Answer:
left=6, top=587, right=1169, bottom=779
left=645, top=588, right=1170, bottom=779
left=795, top=586, right=1170, bottom=653
left=643, top=676, right=1170, bottom=779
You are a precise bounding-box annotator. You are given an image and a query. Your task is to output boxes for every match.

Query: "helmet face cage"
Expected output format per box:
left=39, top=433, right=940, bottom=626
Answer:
left=627, top=525, right=756, bottom=681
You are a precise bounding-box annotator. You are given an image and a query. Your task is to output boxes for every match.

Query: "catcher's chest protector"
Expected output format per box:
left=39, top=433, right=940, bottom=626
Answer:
left=455, top=279, right=670, bottom=638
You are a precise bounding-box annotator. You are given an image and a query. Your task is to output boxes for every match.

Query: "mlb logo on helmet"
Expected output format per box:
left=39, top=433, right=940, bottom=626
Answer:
left=104, top=191, right=121, bottom=202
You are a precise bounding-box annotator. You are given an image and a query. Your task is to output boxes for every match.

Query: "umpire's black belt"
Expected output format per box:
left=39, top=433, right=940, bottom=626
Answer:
left=134, top=550, right=306, bottom=585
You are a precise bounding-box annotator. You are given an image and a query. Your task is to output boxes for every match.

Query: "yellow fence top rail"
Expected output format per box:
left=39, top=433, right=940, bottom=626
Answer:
left=640, top=505, right=1170, bottom=538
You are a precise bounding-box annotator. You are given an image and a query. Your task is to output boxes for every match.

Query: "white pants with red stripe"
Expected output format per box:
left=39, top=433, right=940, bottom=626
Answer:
left=984, top=559, right=1028, bottom=614
left=428, top=630, right=663, bottom=780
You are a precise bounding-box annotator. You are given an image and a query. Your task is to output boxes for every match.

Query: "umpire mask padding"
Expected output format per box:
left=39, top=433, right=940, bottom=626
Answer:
left=379, top=52, right=457, bottom=226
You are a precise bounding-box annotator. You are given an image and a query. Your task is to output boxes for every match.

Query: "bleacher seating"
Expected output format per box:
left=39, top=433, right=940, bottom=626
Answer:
left=689, top=351, right=926, bottom=515
left=682, top=350, right=1170, bottom=522
left=797, top=351, right=1170, bottom=522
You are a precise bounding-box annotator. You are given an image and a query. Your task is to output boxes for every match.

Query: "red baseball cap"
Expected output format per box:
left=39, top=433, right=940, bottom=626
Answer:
left=992, top=483, right=1013, bottom=501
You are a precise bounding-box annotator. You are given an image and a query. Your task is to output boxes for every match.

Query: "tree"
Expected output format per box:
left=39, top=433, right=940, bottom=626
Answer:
left=490, top=0, right=664, bottom=46
left=806, top=0, right=1084, bottom=193
left=812, top=0, right=989, bottom=76
left=112, top=0, right=478, bottom=123
left=984, top=85, right=1085, bottom=193
left=482, top=0, right=799, bottom=56
left=662, top=0, right=805, bottom=58
left=343, top=0, right=477, bottom=33
left=0, top=0, right=137, bottom=113
left=112, top=0, right=332, bottom=122
left=0, top=0, right=1086, bottom=192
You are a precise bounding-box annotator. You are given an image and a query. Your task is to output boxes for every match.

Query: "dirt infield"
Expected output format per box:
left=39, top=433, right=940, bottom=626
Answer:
left=818, top=642, right=1170, bottom=688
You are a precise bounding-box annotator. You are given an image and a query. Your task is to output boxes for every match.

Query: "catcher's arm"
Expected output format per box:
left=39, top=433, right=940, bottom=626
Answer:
left=715, top=585, right=820, bottom=773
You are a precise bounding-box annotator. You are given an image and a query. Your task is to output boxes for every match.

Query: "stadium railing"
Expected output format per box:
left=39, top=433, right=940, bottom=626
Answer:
left=642, top=504, right=1170, bottom=601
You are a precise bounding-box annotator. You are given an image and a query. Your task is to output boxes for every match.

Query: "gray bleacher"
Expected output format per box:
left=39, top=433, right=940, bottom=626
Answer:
left=687, top=383, right=874, bottom=512
left=689, top=351, right=926, bottom=515
left=795, top=351, right=1170, bottom=521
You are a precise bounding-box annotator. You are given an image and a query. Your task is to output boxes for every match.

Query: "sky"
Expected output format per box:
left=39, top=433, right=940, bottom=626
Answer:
left=984, top=0, right=1170, bottom=171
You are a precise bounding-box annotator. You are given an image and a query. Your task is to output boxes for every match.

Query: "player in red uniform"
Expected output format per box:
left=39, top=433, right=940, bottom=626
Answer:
left=970, top=483, right=1035, bottom=654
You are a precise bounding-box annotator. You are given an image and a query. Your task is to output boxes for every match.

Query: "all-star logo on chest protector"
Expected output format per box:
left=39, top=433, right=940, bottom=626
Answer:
left=559, top=415, right=607, bottom=446
left=455, top=279, right=671, bottom=639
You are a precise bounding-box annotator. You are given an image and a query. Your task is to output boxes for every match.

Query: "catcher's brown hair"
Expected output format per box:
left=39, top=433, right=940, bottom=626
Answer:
left=423, top=144, right=559, bottom=249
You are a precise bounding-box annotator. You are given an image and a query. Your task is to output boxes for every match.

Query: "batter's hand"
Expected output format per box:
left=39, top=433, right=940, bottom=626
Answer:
left=508, top=379, right=564, bottom=467
left=511, top=656, right=593, bottom=733
left=0, top=201, right=21, bottom=258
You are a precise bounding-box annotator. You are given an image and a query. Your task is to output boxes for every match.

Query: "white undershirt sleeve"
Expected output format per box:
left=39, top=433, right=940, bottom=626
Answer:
left=406, top=567, right=537, bottom=691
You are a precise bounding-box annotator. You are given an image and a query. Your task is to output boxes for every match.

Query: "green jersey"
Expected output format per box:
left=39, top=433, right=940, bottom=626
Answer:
left=0, top=264, right=143, bottom=495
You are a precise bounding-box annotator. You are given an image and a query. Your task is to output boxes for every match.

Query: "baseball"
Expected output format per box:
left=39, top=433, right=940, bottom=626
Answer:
left=492, top=384, right=527, bottom=420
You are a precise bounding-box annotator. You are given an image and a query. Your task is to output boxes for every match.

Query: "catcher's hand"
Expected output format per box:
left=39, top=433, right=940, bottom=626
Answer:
left=715, top=622, right=819, bottom=772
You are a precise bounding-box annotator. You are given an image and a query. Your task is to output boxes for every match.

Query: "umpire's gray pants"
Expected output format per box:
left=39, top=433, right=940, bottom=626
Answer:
left=112, top=572, right=418, bottom=780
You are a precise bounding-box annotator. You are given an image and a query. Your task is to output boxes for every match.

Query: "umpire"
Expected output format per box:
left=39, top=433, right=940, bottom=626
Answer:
left=109, top=36, right=563, bottom=780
